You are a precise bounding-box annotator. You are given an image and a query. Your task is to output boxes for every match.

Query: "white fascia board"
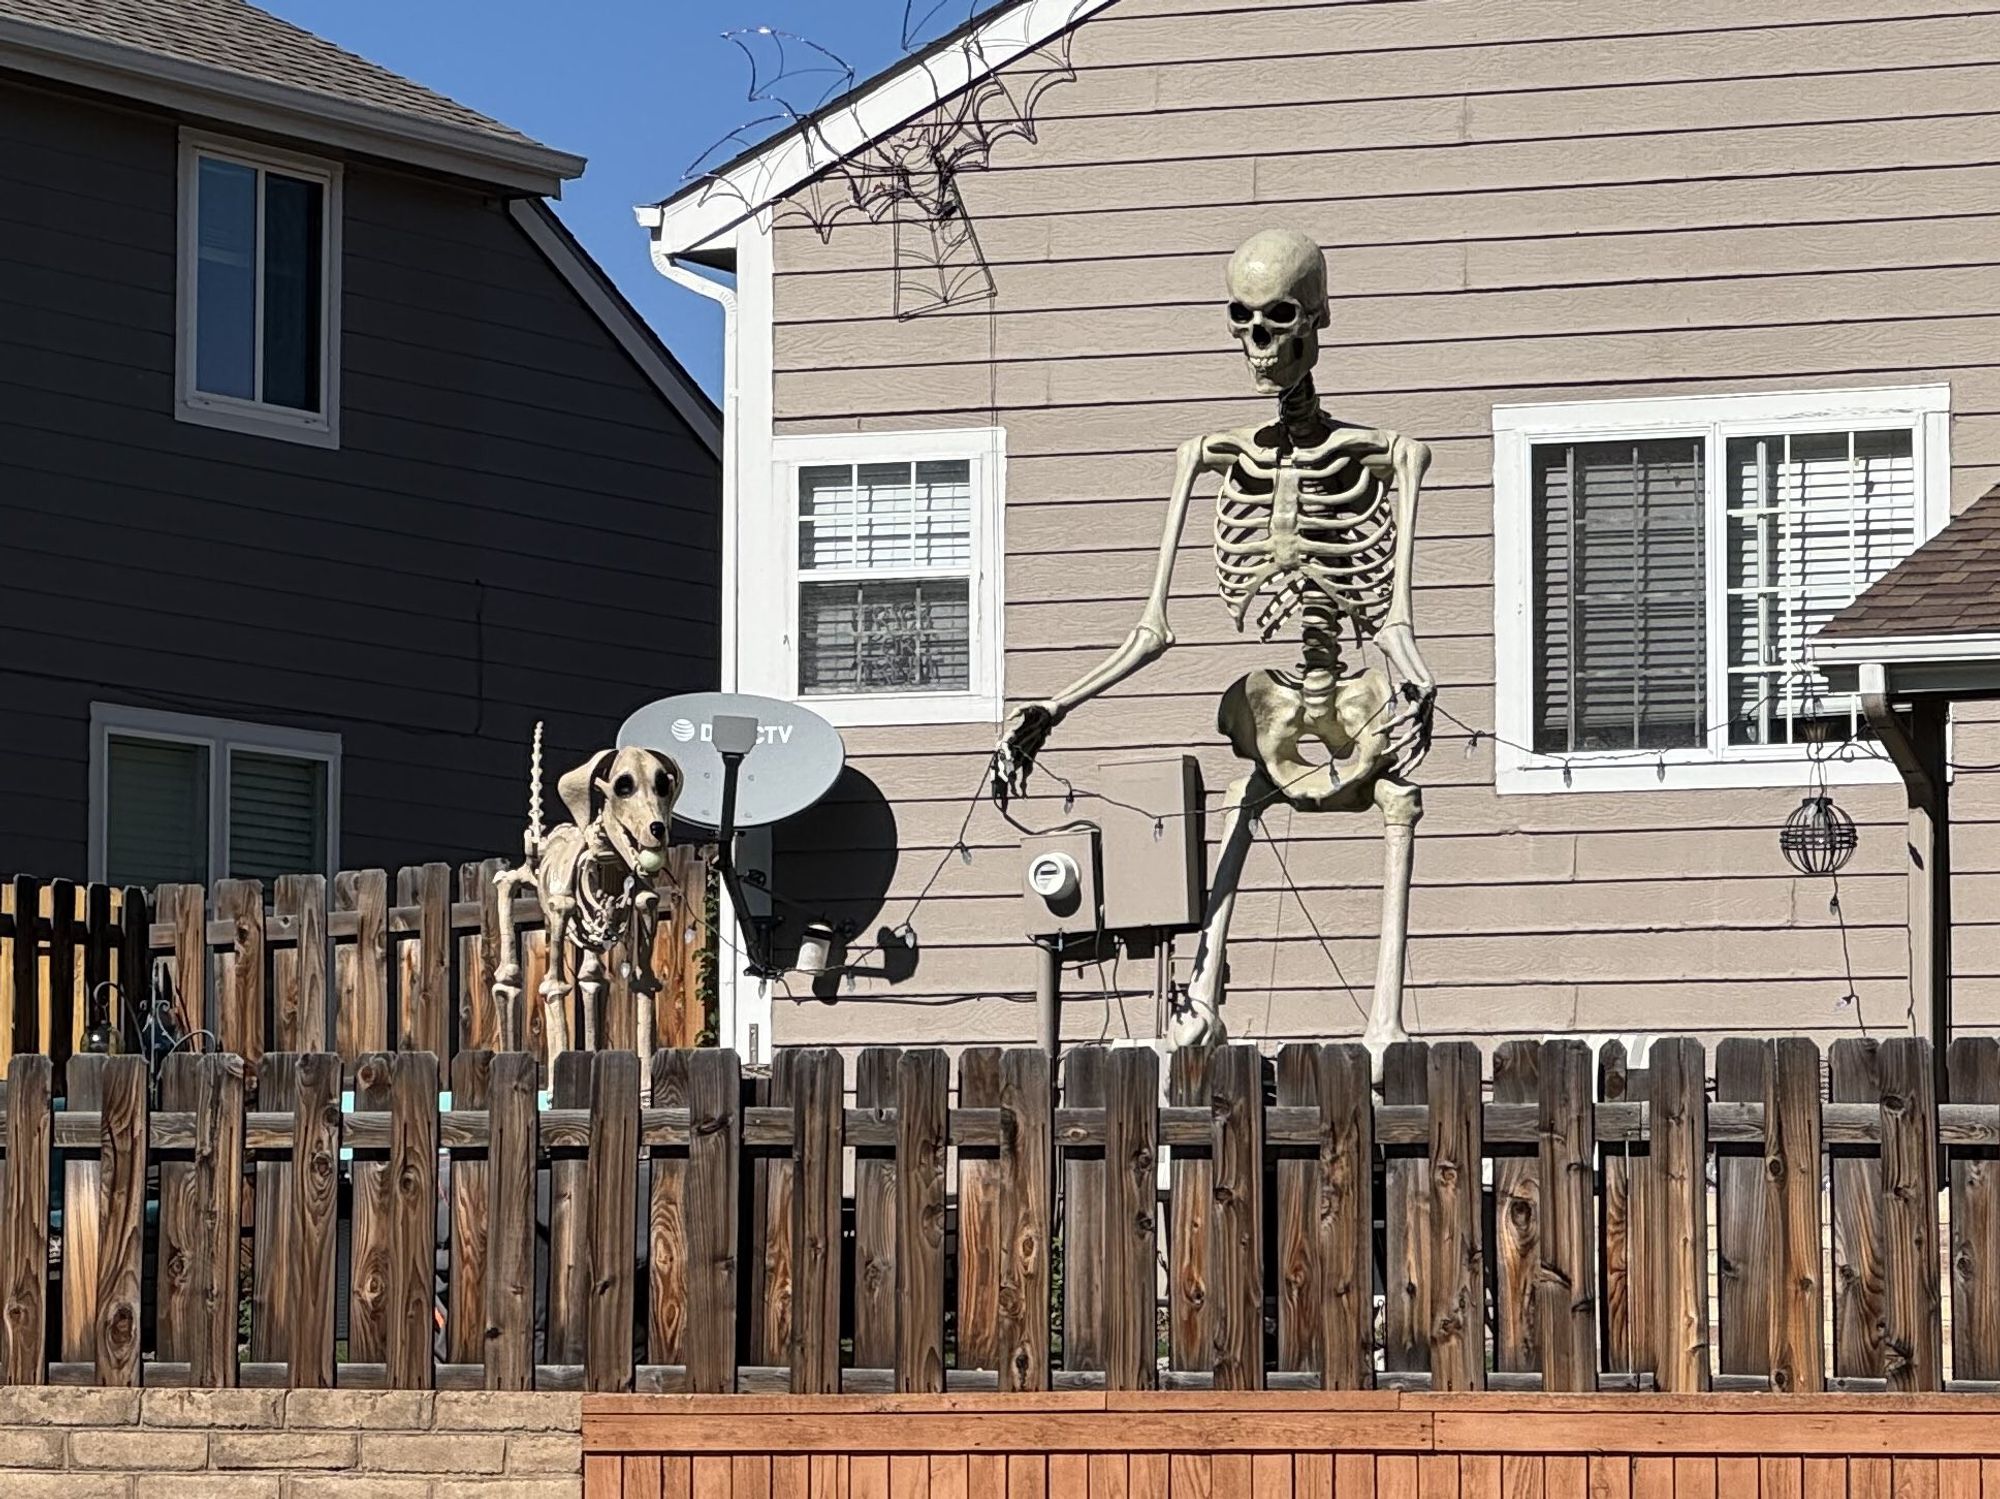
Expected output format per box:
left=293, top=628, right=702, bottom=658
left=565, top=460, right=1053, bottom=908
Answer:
left=0, top=16, right=585, bottom=196
left=1812, top=632, right=2000, bottom=665
left=1493, top=384, right=1952, bottom=434
left=635, top=0, right=1119, bottom=256
left=507, top=200, right=722, bottom=456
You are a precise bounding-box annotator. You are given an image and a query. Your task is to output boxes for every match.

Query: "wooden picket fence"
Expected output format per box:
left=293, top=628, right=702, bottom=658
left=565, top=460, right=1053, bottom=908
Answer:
left=0, top=857, right=709, bottom=1085
left=2, top=1033, right=1997, bottom=1395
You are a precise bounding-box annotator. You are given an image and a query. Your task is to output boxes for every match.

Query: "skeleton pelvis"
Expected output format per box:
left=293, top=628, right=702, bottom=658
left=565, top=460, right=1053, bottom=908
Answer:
left=1218, top=664, right=1394, bottom=811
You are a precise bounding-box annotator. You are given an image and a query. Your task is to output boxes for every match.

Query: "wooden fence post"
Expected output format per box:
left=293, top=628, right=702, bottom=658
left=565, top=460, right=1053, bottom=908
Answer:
left=897, top=1048, right=948, bottom=1394
left=956, top=1047, right=1003, bottom=1375
left=1948, top=1035, right=2000, bottom=1381
left=1209, top=1043, right=1264, bottom=1391
left=48, top=878, right=74, bottom=1090
left=215, top=878, right=265, bottom=1066
left=547, top=1051, right=592, bottom=1365
left=686, top=1048, right=740, bottom=1393
left=1061, top=1046, right=1107, bottom=1375
left=447, top=1051, right=494, bottom=1368
left=1598, top=1041, right=1651, bottom=1379
left=1382, top=1041, right=1429, bottom=1378
left=1168, top=1045, right=1214, bottom=1381
left=62, top=1052, right=106, bottom=1368
left=485, top=1051, right=538, bottom=1391
left=95, top=1054, right=147, bottom=1388
left=1830, top=1038, right=1884, bottom=1380
left=1648, top=1036, right=1710, bottom=1392
left=853, top=1048, right=900, bottom=1376
left=11, top=875, right=40, bottom=1064
left=1537, top=1038, right=1596, bottom=1392
left=1491, top=1039, right=1540, bottom=1377
left=190, top=1052, right=245, bottom=1388
left=1766, top=1037, right=1824, bottom=1393
left=1427, top=1040, right=1484, bottom=1392
left=387, top=1050, right=438, bottom=1390
left=335, top=872, right=389, bottom=1079
left=586, top=1050, right=640, bottom=1394
left=1, top=1053, right=49, bottom=1384
left=791, top=1048, right=843, bottom=1395
left=1103, top=1043, right=1158, bottom=1392
left=1713, top=1037, right=1770, bottom=1382
left=348, top=1052, right=393, bottom=1364
left=250, top=1052, right=300, bottom=1366
left=290, top=1053, right=341, bottom=1390
left=117, top=885, right=150, bottom=1057
left=273, top=874, right=327, bottom=1054
left=1879, top=1035, right=1941, bottom=1392
left=998, top=1047, right=1052, bottom=1393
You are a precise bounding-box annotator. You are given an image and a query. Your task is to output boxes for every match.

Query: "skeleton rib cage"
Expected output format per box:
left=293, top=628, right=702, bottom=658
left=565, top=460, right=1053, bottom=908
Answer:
left=1210, top=430, right=1400, bottom=641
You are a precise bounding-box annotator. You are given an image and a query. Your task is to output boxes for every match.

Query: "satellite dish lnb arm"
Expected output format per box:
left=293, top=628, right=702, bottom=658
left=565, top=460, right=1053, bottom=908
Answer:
left=709, top=714, right=776, bottom=979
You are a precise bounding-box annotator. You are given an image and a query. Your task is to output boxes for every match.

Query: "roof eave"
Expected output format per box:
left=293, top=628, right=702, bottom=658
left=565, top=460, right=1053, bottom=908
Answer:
left=637, top=0, right=1119, bottom=257
left=1814, top=630, right=2000, bottom=698
left=0, top=14, right=586, bottom=197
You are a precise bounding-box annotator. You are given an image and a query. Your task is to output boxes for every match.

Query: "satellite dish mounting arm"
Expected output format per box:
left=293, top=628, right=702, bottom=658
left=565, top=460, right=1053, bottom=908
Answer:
left=710, top=713, right=778, bottom=979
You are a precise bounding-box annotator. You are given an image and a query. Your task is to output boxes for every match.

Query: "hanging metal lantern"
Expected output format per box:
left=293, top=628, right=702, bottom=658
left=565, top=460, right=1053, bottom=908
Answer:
left=1779, top=793, right=1858, bottom=875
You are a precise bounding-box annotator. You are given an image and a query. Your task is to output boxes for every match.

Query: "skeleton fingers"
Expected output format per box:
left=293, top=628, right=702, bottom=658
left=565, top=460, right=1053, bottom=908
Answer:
left=994, top=228, right=1433, bottom=1061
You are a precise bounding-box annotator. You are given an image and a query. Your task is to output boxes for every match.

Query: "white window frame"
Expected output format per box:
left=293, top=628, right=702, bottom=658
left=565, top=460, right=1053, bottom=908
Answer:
left=175, top=130, right=342, bottom=449
left=1492, top=384, right=1950, bottom=795
left=88, top=704, right=342, bottom=884
left=767, top=427, right=1006, bottom=726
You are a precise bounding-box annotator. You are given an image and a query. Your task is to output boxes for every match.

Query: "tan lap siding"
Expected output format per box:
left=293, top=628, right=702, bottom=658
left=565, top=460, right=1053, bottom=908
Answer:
left=764, top=0, right=2000, bottom=1050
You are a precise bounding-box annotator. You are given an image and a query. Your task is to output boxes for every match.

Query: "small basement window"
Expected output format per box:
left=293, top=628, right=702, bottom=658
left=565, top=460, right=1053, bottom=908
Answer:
left=90, top=706, right=339, bottom=885
left=176, top=132, right=340, bottom=447
left=1493, top=386, right=1949, bottom=793
left=773, top=429, right=1005, bottom=726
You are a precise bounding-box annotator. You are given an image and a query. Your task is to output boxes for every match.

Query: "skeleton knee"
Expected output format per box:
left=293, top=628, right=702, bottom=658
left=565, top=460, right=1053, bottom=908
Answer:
left=1376, top=779, right=1422, bottom=828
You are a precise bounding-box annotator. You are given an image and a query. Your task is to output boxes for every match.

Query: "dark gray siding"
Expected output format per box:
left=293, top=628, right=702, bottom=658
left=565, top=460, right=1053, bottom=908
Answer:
left=0, top=75, right=721, bottom=879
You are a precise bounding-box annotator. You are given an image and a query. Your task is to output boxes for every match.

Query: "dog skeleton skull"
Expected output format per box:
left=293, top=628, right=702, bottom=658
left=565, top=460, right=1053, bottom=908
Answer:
left=999, top=229, right=1435, bottom=1071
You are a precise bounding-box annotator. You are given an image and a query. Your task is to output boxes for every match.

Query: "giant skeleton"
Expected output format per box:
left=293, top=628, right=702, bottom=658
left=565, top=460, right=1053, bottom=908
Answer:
left=998, top=229, right=1435, bottom=1060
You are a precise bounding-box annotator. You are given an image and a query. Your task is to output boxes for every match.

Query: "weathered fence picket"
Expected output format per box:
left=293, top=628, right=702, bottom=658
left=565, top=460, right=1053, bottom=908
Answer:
left=0, top=860, right=708, bottom=1086
left=0, top=1034, right=1992, bottom=1397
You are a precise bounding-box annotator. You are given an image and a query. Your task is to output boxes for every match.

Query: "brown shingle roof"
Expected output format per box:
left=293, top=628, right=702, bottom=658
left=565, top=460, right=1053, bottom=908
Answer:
left=0, top=0, right=542, bottom=147
left=1818, top=485, right=2000, bottom=641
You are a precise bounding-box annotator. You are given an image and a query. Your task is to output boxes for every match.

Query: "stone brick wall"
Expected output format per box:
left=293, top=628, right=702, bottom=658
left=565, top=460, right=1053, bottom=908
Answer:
left=0, top=1386, right=582, bottom=1497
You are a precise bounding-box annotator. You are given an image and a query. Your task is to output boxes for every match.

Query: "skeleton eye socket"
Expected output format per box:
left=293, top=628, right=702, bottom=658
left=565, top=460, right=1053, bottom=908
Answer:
left=1267, top=300, right=1299, bottom=326
left=613, top=773, right=637, bottom=798
left=654, top=770, right=673, bottom=799
left=1226, top=301, right=1252, bottom=325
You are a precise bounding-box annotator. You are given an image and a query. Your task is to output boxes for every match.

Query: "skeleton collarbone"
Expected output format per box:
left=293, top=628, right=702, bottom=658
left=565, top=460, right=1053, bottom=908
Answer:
left=1209, top=421, right=1399, bottom=641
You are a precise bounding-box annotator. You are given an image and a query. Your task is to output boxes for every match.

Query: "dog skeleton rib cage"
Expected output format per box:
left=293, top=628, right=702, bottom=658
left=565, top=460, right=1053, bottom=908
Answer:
left=998, top=229, right=1436, bottom=1062
left=492, top=724, right=685, bottom=1057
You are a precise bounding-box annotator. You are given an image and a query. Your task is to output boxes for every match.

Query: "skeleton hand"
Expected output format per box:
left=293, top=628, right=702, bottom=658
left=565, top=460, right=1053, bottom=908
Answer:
left=1375, top=622, right=1435, bottom=777
left=994, top=700, right=1063, bottom=807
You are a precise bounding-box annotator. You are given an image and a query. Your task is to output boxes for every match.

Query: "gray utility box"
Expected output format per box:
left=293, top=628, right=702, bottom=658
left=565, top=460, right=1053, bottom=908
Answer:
left=1020, top=826, right=1100, bottom=939
left=1097, top=754, right=1206, bottom=931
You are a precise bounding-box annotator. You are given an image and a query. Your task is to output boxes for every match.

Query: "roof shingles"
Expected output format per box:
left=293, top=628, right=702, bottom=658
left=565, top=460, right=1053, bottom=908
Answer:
left=0, top=0, right=542, bottom=146
left=1818, top=486, right=2000, bottom=641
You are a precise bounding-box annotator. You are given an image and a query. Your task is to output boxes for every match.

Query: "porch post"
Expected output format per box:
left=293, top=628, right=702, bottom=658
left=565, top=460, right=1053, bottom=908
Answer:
left=1861, top=667, right=1952, bottom=1058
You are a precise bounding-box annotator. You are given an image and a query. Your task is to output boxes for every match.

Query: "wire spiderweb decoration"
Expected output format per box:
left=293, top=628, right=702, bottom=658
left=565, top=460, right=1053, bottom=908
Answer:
left=681, top=0, right=1095, bottom=319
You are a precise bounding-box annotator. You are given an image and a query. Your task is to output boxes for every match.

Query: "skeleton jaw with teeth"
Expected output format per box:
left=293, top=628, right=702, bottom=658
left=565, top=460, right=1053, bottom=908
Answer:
left=1225, top=228, right=1328, bottom=397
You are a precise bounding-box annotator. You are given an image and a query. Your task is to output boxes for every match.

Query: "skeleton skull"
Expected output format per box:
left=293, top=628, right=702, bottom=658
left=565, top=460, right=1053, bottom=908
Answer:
left=557, top=746, right=683, bottom=877
left=1225, top=229, right=1329, bottom=396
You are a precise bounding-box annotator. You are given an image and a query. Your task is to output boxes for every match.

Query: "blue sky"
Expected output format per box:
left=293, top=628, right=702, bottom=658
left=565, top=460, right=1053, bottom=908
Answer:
left=261, top=0, right=953, bottom=398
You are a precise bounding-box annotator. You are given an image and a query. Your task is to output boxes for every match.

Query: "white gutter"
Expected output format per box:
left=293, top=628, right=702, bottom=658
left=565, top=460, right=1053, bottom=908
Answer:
left=1812, top=632, right=2000, bottom=666
left=0, top=15, right=584, bottom=196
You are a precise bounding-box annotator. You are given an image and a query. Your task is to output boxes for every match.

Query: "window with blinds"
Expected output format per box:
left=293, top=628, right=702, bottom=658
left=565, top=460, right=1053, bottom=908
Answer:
left=228, top=751, right=328, bottom=880
left=1726, top=428, right=1916, bottom=746
left=105, top=737, right=210, bottom=887
left=97, top=716, right=335, bottom=885
left=797, top=459, right=974, bottom=695
left=1533, top=438, right=1707, bottom=754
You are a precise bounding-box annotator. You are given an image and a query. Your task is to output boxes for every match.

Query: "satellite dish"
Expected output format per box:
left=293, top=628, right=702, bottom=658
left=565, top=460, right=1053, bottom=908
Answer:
left=618, top=691, right=845, bottom=831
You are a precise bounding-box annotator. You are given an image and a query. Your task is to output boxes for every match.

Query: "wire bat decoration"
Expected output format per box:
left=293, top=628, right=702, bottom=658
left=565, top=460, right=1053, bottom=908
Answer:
left=682, top=0, right=1094, bottom=319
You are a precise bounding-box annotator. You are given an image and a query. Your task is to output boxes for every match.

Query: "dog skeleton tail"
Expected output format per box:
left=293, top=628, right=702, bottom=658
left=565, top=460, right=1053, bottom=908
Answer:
left=525, top=721, right=546, bottom=860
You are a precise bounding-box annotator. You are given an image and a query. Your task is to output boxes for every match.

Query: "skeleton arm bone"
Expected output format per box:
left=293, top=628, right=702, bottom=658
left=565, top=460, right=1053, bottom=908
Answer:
left=998, top=437, right=1217, bottom=792
left=1361, top=432, right=1436, bottom=773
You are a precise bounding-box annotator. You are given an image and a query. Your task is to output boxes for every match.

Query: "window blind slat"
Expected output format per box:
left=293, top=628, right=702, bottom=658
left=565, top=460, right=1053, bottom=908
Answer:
left=227, top=751, right=327, bottom=881
left=105, top=738, right=210, bottom=887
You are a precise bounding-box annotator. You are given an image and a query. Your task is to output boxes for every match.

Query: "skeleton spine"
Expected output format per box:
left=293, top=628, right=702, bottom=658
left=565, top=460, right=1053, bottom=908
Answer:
left=528, top=721, right=545, bottom=851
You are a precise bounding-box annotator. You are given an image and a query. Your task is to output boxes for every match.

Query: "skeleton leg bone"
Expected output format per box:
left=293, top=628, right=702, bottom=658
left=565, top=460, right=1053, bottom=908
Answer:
left=491, top=865, right=531, bottom=1053
left=541, top=908, right=573, bottom=1056
left=577, top=948, right=606, bottom=1053
left=1178, top=768, right=1274, bottom=1047
left=1363, top=776, right=1423, bottom=1073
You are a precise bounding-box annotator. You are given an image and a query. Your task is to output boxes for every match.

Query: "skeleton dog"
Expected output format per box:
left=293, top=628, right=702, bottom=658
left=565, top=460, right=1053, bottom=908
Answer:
left=998, top=229, right=1434, bottom=1065
left=492, top=723, right=684, bottom=1056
